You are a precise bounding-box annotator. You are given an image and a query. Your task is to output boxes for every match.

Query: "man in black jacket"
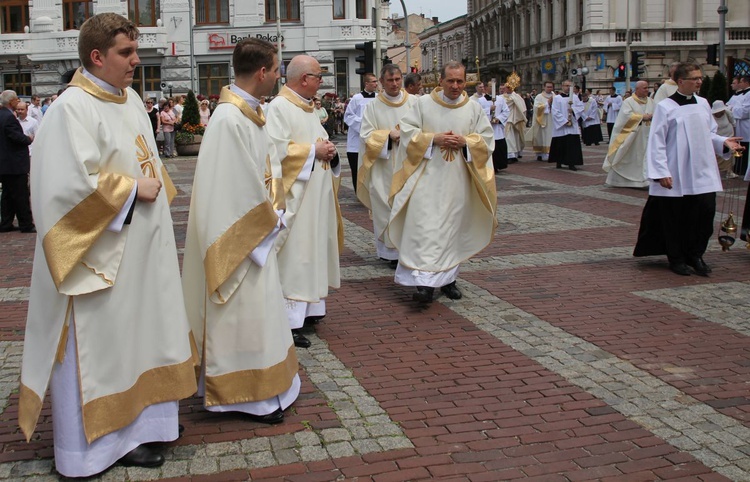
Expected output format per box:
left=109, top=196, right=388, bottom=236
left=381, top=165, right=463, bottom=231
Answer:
left=0, top=90, right=34, bottom=233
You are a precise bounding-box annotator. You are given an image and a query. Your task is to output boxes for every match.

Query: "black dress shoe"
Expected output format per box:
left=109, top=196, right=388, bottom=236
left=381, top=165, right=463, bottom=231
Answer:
left=413, top=286, right=434, bottom=303
left=569, top=166, right=578, bottom=171
left=292, top=329, right=311, bottom=348
left=0, top=225, right=17, bottom=233
left=686, top=257, right=712, bottom=276
left=119, top=445, right=165, bottom=468
left=304, top=315, right=324, bottom=325
left=178, top=424, right=184, bottom=435
left=669, top=262, right=691, bottom=276
left=440, top=282, right=462, bottom=300
left=556, top=163, right=562, bottom=169
left=246, top=408, right=284, bottom=425
left=388, top=259, right=398, bottom=269
left=20, top=226, right=36, bottom=233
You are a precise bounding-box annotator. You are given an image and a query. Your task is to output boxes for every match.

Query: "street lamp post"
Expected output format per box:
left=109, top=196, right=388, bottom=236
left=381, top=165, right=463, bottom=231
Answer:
left=718, top=0, right=728, bottom=76
left=399, top=0, right=410, bottom=71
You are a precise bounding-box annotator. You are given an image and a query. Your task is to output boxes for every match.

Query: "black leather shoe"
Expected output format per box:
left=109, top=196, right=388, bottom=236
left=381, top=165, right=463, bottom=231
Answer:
left=0, top=225, right=17, bottom=233
left=20, top=227, right=36, bottom=233
left=178, top=424, right=184, bottom=435
left=388, top=259, right=398, bottom=269
left=413, top=286, right=434, bottom=303
left=119, top=445, right=165, bottom=468
left=686, top=257, right=712, bottom=276
left=246, top=408, right=284, bottom=425
left=440, top=282, right=463, bottom=300
left=669, top=262, right=691, bottom=276
left=304, top=315, right=324, bottom=325
left=556, top=163, right=562, bottom=169
left=292, top=329, right=311, bottom=348
left=568, top=166, right=578, bottom=171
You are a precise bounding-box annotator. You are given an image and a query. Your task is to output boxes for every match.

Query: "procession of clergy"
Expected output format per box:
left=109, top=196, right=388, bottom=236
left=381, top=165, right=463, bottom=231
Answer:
left=16, top=13, right=501, bottom=478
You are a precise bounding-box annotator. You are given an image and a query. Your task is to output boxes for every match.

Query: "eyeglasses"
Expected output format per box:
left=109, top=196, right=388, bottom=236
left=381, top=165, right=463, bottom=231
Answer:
left=146, top=101, right=153, bottom=104
left=305, top=72, right=324, bottom=80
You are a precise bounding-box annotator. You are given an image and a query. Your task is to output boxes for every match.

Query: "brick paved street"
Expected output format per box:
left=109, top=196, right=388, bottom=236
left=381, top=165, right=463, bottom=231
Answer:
left=0, top=137, right=748, bottom=481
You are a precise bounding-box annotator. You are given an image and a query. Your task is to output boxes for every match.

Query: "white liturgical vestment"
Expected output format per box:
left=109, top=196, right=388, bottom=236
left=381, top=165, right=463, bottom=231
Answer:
left=603, top=95, right=654, bottom=188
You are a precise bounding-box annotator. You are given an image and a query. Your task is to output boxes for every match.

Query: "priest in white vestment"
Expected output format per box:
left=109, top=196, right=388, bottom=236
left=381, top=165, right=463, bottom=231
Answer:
left=182, top=38, right=300, bottom=424
left=549, top=80, right=585, bottom=171
left=387, top=61, right=497, bottom=303
left=634, top=63, right=743, bottom=277
left=603, top=87, right=623, bottom=141
left=503, top=84, right=527, bottom=161
left=266, top=56, right=342, bottom=349
left=358, top=64, right=418, bottom=266
left=531, top=82, right=554, bottom=161
left=653, top=63, right=680, bottom=105
left=18, top=14, right=197, bottom=477
left=603, top=81, right=654, bottom=189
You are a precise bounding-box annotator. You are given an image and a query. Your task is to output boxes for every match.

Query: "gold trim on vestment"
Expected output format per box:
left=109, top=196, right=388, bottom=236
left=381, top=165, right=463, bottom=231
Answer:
left=81, top=355, right=197, bottom=443
left=277, top=85, right=314, bottom=113
left=332, top=175, right=345, bottom=254
left=204, top=200, right=278, bottom=298
left=280, top=142, right=313, bottom=196
left=18, top=384, right=43, bottom=442
left=606, top=113, right=643, bottom=159
left=631, top=95, right=648, bottom=105
left=204, top=345, right=299, bottom=406
left=465, top=133, right=498, bottom=227
left=269, top=177, right=285, bottom=211
left=430, top=88, right=470, bottom=109
left=376, top=89, right=410, bottom=108
left=161, top=165, right=177, bottom=205
left=43, top=173, right=136, bottom=290
left=535, top=101, right=548, bottom=127
left=68, top=68, right=127, bottom=104
left=217, top=86, right=266, bottom=127
left=389, top=131, right=434, bottom=204
left=357, top=129, right=390, bottom=208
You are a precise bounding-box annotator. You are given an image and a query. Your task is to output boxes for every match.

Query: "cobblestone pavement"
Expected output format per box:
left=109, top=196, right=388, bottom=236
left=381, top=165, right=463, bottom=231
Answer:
left=0, top=137, right=748, bottom=481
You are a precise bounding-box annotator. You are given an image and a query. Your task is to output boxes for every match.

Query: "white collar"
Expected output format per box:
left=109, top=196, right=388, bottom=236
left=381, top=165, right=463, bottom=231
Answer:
left=383, top=91, right=403, bottom=103
left=440, top=92, right=460, bottom=104
left=82, top=68, right=121, bottom=95
left=229, top=84, right=261, bottom=109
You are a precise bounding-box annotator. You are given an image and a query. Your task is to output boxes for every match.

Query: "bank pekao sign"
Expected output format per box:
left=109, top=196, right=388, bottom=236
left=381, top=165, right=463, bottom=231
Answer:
left=208, top=32, right=284, bottom=50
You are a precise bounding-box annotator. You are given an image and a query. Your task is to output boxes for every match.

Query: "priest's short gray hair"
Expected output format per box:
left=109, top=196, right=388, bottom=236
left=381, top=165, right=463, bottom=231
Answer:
left=0, top=90, right=18, bottom=107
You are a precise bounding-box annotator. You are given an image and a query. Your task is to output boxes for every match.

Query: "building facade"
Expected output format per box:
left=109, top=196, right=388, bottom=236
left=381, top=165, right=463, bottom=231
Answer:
left=385, top=13, right=437, bottom=74
left=0, top=0, right=389, bottom=99
left=417, top=15, right=467, bottom=88
left=467, top=0, right=750, bottom=93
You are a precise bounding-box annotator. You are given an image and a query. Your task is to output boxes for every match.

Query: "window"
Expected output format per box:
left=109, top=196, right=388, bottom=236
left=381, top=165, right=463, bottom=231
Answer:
left=266, top=0, right=300, bottom=22
left=128, top=0, right=160, bottom=27
left=333, top=0, right=344, bottom=19
left=356, top=0, right=367, bottom=19
left=335, top=58, right=348, bottom=100
left=131, top=65, right=162, bottom=97
left=0, top=0, right=28, bottom=33
left=62, top=0, right=92, bottom=30
left=199, top=63, right=229, bottom=97
left=196, top=0, right=228, bottom=25
left=3, top=72, right=31, bottom=96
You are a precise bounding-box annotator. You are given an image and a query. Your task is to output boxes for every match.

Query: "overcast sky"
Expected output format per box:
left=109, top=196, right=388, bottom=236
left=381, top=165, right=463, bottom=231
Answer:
left=395, top=0, right=467, bottom=23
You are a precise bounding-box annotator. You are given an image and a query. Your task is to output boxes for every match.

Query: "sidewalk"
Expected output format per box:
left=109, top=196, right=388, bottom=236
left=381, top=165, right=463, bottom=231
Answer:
left=0, top=142, right=747, bottom=481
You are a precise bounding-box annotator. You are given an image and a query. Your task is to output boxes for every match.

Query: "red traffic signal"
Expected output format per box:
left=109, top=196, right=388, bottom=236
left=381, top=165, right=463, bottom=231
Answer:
left=617, top=62, right=626, bottom=79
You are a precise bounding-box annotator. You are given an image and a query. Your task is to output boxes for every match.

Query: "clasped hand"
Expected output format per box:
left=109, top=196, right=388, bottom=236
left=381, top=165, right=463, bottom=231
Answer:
left=314, top=140, right=337, bottom=162
left=433, top=131, right=466, bottom=150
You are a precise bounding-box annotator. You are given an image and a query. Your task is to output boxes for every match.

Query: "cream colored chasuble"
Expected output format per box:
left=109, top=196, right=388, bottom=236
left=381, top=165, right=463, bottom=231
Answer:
left=388, top=89, right=497, bottom=284
left=19, top=68, right=197, bottom=444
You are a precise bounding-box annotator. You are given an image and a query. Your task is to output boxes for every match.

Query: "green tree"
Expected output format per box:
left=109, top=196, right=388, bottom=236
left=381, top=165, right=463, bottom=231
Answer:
left=699, top=75, right=711, bottom=99
left=181, top=90, right=201, bottom=127
left=709, top=70, right=728, bottom=104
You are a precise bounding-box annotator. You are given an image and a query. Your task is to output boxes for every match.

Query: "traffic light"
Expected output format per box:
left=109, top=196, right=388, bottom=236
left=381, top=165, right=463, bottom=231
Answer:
left=355, top=41, right=374, bottom=75
left=707, top=44, right=719, bottom=66
left=616, top=62, right=626, bottom=79
left=410, top=66, right=418, bottom=73
left=630, top=51, right=645, bottom=80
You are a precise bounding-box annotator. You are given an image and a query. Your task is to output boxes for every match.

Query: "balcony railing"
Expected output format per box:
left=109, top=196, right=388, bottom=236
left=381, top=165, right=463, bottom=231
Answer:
left=729, top=29, right=750, bottom=41
left=671, top=30, right=697, bottom=41
left=615, top=31, right=641, bottom=42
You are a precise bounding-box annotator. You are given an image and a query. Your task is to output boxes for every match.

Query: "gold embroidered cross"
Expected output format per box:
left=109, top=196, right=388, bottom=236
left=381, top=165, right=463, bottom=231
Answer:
left=440, top=146, right=458, bottom=162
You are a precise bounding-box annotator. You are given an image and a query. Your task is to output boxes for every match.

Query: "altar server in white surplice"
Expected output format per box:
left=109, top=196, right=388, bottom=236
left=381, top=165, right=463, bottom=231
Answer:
left=388, top=61, right=497, bottom=304
left=358, top=64, right=417, bottom=267
left=491, top=93, right=511, bottom=172
left=18, top=14, right=197, bottom=478
left=603, top=81, right=654, bottom=188
left=182, top=38, right=300, bottom=425
left=634, top=63, right=743, bottom=277
left=266, top=55, right=341, bottom=349
left=531, top=82, right=555, bottom=161
left=603, top=86, right=623, bottom=140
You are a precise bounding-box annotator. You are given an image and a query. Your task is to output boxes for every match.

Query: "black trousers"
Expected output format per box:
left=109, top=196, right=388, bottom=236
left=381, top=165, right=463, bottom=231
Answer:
left=607, top=122, right=615, bottom=141
left=634, top=193, right=715, bottom=262
left=0, top=174, right=33, bottom=231
left=493, top=139, right=508, bottom=171
left=347, top=152, right=358, bottom=193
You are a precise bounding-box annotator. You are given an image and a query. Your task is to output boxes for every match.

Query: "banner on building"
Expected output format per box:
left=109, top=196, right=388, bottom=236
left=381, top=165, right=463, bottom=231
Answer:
left=541, top=59, right=556, bottom=74
left=596, top=53, right=607, bottom=71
